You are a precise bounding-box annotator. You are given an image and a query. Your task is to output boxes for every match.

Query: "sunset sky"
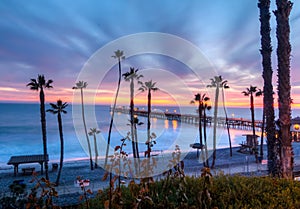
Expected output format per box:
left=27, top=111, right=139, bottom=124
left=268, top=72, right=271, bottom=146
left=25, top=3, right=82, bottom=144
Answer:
left=0, top=0, right=300, bottom=108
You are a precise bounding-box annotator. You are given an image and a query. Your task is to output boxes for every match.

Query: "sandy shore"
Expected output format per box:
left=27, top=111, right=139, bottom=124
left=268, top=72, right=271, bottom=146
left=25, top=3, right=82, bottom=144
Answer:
left=2, top=144, right=300, bottom=207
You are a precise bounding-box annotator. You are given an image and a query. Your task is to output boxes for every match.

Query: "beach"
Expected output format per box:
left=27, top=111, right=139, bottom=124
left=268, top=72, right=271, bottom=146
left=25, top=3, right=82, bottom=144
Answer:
left=2, top=143, right=300, bottom=207
left=0, top=146, right=270, bottom=207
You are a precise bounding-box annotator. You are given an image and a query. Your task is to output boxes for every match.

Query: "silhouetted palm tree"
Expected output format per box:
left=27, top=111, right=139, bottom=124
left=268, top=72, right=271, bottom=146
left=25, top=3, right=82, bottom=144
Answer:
left=242, top=86, right=262, bottom=162
left=105, top=50, right=125, bottom=169
left=89, top=128, right=101, bottom=168
left=27, top=74, right=53, bottom=180
left=203, top=97, right=211, bottom=167
left=274, top=0, right=293, bottom=179
left=260, top=99, right=266, bottom=161
left=138, top=80, right=159, bottom=158
left=207, top=75, right=228, bottom=168
left=258, top=0, right=278, bottom=176
left=47, top=100, right=68, bottom=186
left=73, top=81, right=93, bottom=170
left=191, top=93, right=209, bottom=167
left=123, top=67, right=143, bottom=158
left=220, top=80, right=232, bottom=157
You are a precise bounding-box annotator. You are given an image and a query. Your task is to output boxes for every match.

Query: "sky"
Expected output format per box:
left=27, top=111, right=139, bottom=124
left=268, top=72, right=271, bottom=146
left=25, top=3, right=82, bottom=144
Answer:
left=0, top=0, right=300, bottom=108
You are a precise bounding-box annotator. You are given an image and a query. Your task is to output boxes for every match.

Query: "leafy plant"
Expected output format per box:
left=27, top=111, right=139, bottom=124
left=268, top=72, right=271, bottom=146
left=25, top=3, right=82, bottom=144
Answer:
left=77, top=176, right=93, bottom=209
left=103, top=133, right=132, bottom=209
left=26, top=172, right=60, bottom=209
left=0, top=180, right=27, bottom=209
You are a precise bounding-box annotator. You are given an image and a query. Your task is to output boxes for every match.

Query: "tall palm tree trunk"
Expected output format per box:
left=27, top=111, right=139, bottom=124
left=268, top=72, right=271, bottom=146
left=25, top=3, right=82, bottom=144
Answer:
left=250, top=94, right=256, bottom=138
left=258, top=0, right=278, bottom=176
left=260, top=110, right=265, bottom=160
left=147, top=90, right=151, bottom=158
left=250, top=94, right=258, bottom=162
left=211, top=86, right=219, bottom=168
left=39, top=88, right=49, bottom=180
left=94, top=135, right=99, bottom=168
left=222, top=88, right=232, bottom=157
left=105, top=58, right=122, bottom=168
left=275, top=0, right=293, bottom=179
left=81, top=88, right=93, bottom=170
left=203, top=109, right=209, bottom=167
left=130, top=79, right=137, bottom=158
left=56, top=113, right=64, bottom=186
left=134, top=124, right=139, bottom=157
left=198, top=102, right=205, bottom=167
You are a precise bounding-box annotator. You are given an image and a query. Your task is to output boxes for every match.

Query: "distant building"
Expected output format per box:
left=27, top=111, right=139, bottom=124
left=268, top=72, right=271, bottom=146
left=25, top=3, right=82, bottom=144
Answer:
left=291, top=117, right=300, bottom=141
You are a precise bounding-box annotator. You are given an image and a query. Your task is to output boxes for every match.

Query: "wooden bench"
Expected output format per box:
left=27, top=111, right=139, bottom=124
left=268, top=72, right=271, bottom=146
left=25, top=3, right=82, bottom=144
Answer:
left=22, top=167, right=35, bottom=175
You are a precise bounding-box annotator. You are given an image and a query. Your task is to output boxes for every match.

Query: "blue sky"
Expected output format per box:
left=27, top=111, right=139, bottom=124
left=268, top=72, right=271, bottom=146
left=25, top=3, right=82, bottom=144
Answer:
left=0, top=0, right=299, bottom=107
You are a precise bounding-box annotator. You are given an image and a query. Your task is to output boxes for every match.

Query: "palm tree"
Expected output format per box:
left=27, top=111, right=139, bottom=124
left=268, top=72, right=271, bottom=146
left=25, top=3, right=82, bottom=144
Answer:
left=27, top=74, right=53, bottom=180
left=220, top=80, right=232, bottom=157
left=47, top=100, right=68, bottom=186
left=88, top=128, right=101, bottom=168
left=191, top=93, right=209, bottom=167
left=73, top=81, right=93, bottom=170
left=107, top=50, right=125, bottom=209
left=274, top=0, right=293, bottom=179
left=260, top=105, right=266, bottom=161
left=123, top=67, right=143, bottom=158
left=138, top=80, right=159, bottom=158
left=242, top=86, right=263, bottom=162
left=104, top=50, right=125, bottom=169
left=202, top=97, right=211, bottom=167
left=258, top=0, right=279, bottom=177
left=207, top=75, right=228, bottom=168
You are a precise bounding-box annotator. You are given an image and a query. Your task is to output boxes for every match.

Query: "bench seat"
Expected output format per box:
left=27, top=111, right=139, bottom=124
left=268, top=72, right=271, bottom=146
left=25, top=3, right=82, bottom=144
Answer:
left=22, top=167, right=35, bottom=175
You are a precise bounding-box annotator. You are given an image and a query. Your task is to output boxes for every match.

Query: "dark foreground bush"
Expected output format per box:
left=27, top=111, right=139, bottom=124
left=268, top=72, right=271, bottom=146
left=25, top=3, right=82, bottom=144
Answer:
left=83, top=174, right=300, bottom=209
left=2, top=173, right=300, bottom=209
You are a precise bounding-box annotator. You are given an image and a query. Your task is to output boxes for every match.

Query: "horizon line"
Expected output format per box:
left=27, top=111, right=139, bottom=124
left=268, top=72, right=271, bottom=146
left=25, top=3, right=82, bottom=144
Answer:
left=1, top=100, right=300, bottom=109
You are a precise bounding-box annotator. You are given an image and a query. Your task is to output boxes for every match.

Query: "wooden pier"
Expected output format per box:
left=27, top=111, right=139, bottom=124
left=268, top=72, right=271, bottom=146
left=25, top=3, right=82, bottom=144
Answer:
left=114, top=107, right=263, bottom=130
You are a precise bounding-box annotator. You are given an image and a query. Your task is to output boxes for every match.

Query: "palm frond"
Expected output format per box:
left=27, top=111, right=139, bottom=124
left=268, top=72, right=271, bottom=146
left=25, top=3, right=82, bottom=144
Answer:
left=73, top=81, right=88, bottom=89
left=204, top=97, right=210, bottom=101
left=242, top=91, right=249, bottom=96
left=47, top=109, right=58, bottom=114
left=138, top=87, right=145, bottom=92
left=38, top=75, right=46, bottom=86
left=256, top=90, right=263, bottom=97
left=50, top=103, right=58, bottom=109
left=62, top=102, right=68, bottom=108
left=29, top=85, right=39, bottom=91
left=27, top=79, right=38, bottom=90
left=45, top=80, right=53, bottom=88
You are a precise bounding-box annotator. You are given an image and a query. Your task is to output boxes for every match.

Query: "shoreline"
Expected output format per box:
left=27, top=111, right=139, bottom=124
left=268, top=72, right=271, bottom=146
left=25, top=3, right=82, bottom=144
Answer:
left=0, top=144, right=244, bottom=173
left=2, top=144, right=300, bottom=206
left=0, top=146, right=268, bottom=206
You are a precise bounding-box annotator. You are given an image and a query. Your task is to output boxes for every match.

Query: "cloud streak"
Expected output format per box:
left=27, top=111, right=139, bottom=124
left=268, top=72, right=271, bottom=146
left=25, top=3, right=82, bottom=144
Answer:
left=0, top=0, right=299, bottom=107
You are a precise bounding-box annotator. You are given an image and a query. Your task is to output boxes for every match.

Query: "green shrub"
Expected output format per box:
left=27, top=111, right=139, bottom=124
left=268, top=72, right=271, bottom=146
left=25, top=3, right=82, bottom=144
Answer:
left=85, top=174, right=300, bottom=209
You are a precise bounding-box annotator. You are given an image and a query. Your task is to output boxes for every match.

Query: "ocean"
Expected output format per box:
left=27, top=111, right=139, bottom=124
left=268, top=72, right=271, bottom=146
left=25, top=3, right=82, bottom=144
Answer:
left=1, top=103, right=299, bottom=167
